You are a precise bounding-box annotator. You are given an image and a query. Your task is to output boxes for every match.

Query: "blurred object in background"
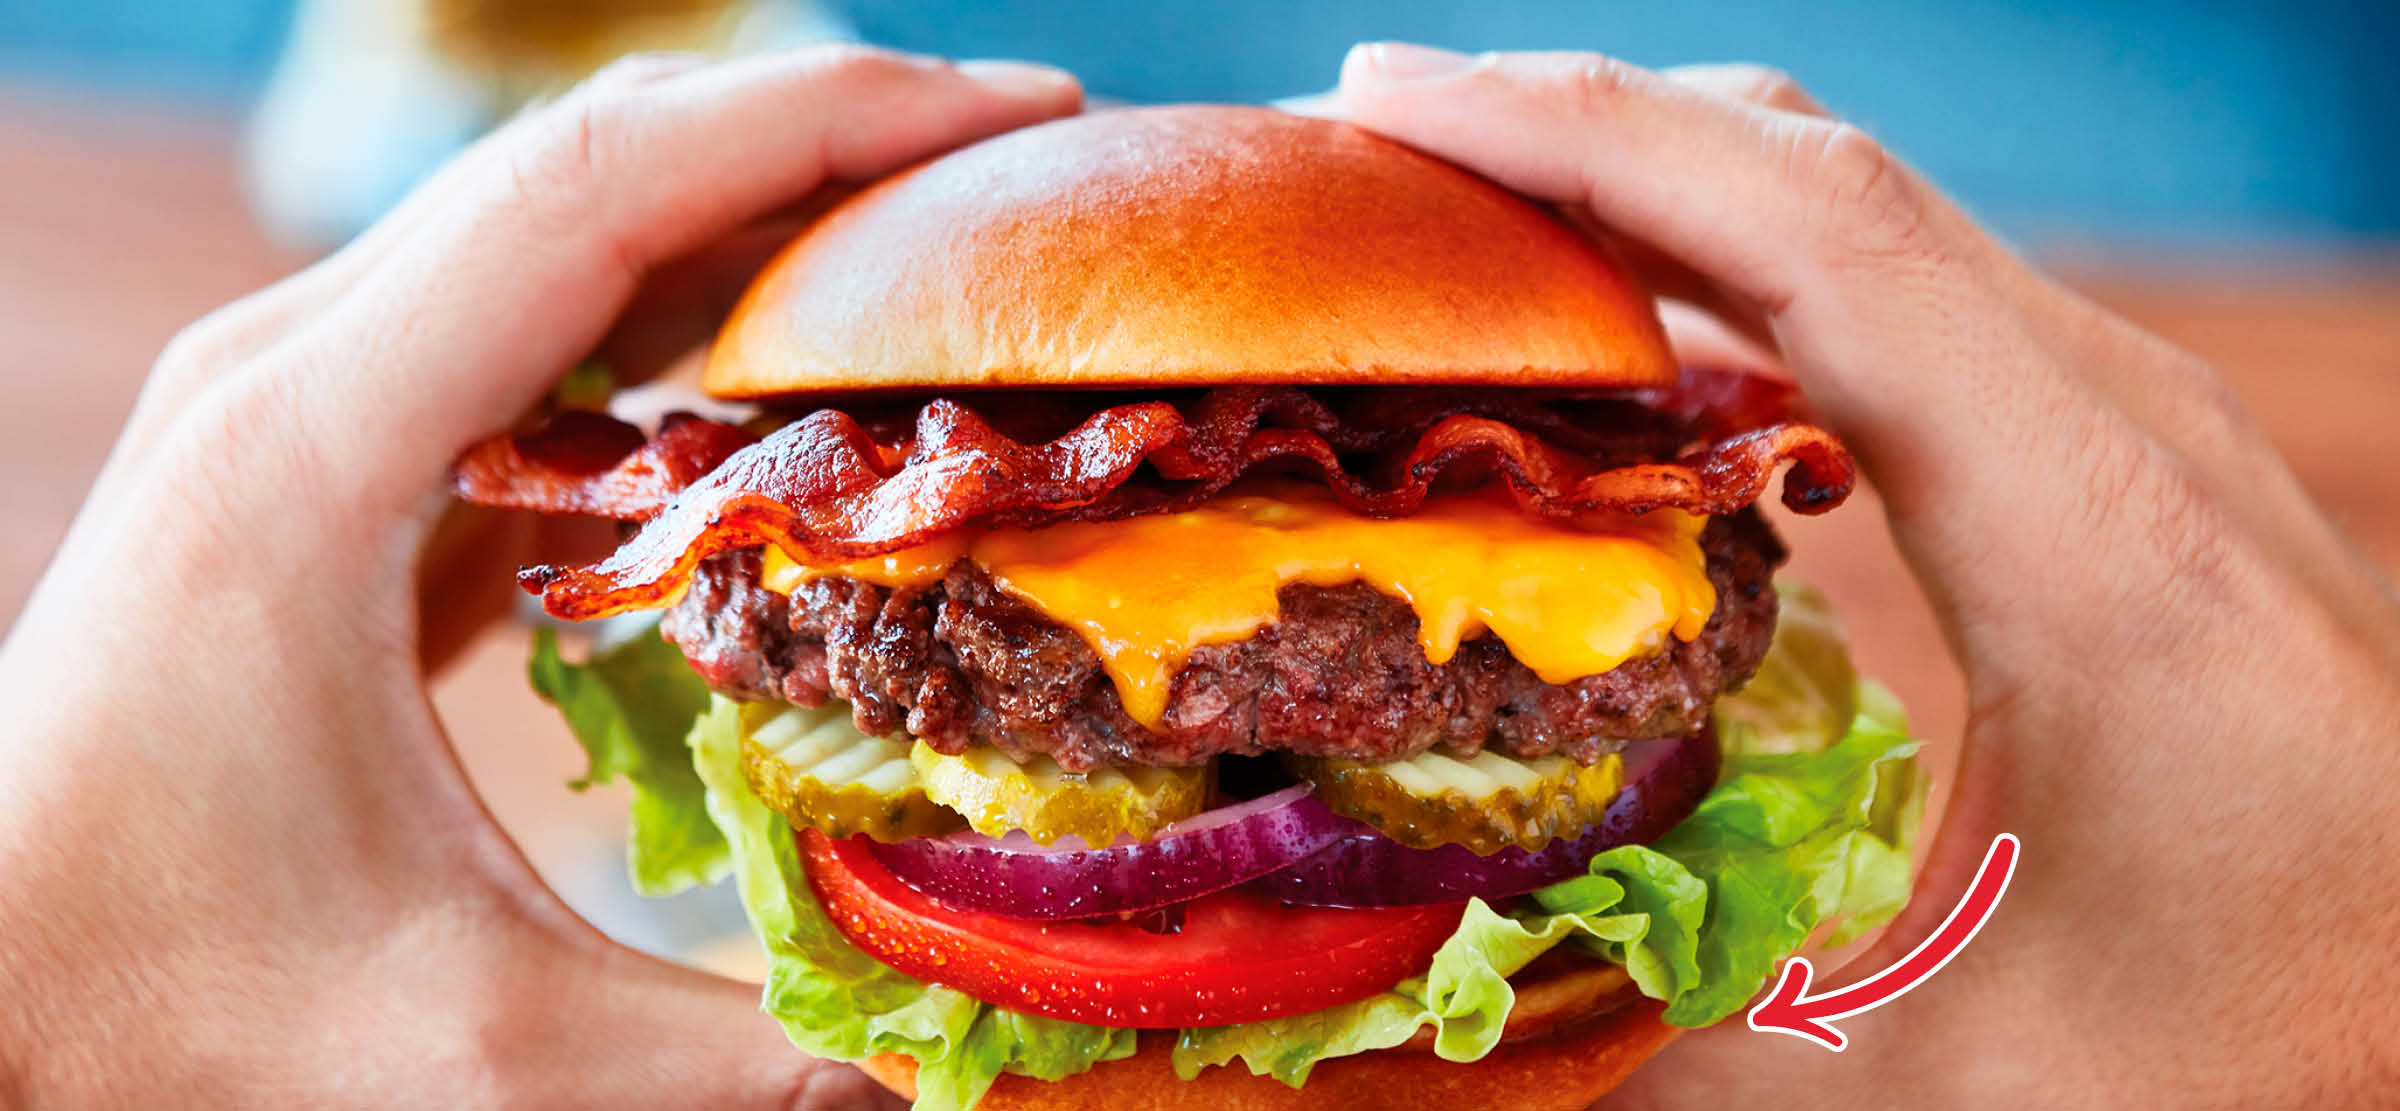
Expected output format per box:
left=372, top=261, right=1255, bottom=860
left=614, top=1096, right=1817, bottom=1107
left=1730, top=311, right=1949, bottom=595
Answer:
left=837, top=0, right=2400, bottom=250
left=246, top=0, right=849, bottom=248
left=6, top=0, right=2392, bottom=248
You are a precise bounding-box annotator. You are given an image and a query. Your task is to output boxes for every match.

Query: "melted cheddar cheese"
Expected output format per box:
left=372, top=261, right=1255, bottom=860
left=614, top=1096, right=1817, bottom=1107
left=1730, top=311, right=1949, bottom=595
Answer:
left=760, top=488, right=1715, bottom=727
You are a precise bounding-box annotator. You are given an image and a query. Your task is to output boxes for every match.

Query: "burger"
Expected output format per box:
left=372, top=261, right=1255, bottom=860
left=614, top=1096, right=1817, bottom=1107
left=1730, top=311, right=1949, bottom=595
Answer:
left=454, top=105, right=1926, bottom=1110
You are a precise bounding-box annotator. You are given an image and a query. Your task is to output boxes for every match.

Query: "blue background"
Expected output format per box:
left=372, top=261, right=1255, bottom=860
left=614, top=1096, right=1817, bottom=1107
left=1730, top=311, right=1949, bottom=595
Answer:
left=5, top=0, right=2395, bottom=245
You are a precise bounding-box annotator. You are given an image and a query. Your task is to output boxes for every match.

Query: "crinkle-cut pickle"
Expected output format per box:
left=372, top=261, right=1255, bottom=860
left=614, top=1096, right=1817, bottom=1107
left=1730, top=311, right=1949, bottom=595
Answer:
left=909, top=742, right=1211, bottom=846
left=1291, top=749, right=1626, bottom=855
left=738, top=702, right=963, bottom=841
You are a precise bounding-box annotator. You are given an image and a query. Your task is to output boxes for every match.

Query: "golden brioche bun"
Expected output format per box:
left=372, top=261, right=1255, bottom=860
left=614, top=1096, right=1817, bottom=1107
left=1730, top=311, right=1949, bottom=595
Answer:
left=859, top=999, right=1677, bottom=1111
left=704, top=105, right=1673, bottom=398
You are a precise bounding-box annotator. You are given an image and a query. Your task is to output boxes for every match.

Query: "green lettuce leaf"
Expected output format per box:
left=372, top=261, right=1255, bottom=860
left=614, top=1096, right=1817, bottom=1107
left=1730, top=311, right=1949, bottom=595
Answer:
left=1712, top=582, right=1859, bottom=755
left=1168, top=891, right=1663, bottom=1085
left=1584, top=715, right=1918, bottom=1026
left=538, top=583, right=1925, bottom=1106
left=689, top=697, right=1137, bottom=1111
left=551, top=360, right=615, bottom=410
left=1169, top=583, right=1925, bottom=1079
left=528, top=625, right=727, bottom=896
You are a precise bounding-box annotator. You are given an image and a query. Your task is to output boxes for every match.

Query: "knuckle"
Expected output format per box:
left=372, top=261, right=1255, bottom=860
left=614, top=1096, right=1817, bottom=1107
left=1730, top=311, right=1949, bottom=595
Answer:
left=2158, top=351, right=2256, bottom=441
left=792, top=41, right=926, bottom=87
left=182, top=362, right=304, bottom=453
left=178, top=361, right=382, bottom=531
left=1547, top=53, right=1643, bottom=120
left=502, top=51, right=697, bottom=204
left=164, top=367, right=312, bottom=512
left=496, top=86, right=642, bottom=235
left=152, top=314, right=239, bottom=387
left=1730, top=65, right=1816, bottom=113
left=1800, top=123, right=1936, bottom=264
left=523, top=96, right=612, bottom=198
left=2075, top=426, right=2243, bottom=609
left=2123, top=454, right=2245, bottom=609
left=149, top=298, right=274, bottom=396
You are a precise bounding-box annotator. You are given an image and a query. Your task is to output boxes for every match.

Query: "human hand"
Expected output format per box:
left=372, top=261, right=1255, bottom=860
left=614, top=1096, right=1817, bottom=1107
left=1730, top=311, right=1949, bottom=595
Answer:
left=1338, top=42, right=2400, bottom=1109
left=0, top=46, right=1078, bottom=1108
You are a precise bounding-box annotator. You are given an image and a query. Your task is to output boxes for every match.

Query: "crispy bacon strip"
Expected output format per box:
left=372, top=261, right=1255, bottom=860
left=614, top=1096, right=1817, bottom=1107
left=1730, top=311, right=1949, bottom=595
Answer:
left=453, top=372, right=1854, bottom=620
left=452, top=410, right=754, bottom=520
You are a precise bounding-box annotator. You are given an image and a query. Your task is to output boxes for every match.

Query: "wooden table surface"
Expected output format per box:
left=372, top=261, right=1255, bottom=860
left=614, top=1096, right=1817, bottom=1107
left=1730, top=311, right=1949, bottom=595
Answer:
left=7, top=93, right=2396, bottom=971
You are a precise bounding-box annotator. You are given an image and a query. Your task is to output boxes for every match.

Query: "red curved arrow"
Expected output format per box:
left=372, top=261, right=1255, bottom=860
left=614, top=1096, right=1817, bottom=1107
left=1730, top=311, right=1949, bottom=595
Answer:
left=1747, top=832, right=2018, bottom=1052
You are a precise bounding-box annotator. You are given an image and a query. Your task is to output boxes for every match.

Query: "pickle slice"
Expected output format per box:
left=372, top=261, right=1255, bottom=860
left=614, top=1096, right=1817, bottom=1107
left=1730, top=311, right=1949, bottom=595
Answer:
left=1292, top=750, right=1625, bottom=855
left=908, top=742, right=1211, bottom=846
left=738, top=702, right=964, bottom=841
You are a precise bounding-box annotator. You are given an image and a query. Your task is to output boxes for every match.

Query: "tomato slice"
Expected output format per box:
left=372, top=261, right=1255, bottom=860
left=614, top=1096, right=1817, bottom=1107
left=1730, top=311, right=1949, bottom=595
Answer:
left=799, top=829, right=1465, bottom=1028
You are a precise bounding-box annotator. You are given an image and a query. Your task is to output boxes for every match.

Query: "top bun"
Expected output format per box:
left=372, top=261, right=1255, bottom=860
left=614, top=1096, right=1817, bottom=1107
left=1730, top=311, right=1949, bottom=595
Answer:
left=704, top=105, right=1673, bottom=398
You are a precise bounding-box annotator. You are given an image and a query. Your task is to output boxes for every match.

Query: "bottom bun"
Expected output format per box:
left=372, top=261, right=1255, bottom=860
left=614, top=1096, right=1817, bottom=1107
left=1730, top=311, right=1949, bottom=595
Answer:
left=859, top=999, right=1678, bottom=1111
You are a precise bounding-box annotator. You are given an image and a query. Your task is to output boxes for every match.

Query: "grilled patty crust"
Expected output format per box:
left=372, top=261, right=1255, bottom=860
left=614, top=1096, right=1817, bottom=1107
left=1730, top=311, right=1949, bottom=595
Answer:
left=663, top=510, right=1784, bottom=770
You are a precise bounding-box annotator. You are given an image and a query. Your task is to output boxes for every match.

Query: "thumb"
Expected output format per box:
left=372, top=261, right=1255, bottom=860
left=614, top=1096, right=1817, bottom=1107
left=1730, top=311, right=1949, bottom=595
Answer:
left=1335, top=44, right=2164, bottom=664
left=529, top=941, right=905, bottom=1110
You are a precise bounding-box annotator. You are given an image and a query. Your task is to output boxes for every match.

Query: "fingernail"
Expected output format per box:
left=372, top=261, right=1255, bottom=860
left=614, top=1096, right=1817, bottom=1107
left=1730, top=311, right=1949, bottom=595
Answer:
left=1353, top=42, right=1473, bottom=81
left=956, top=58, right=1078, bottom=100
left=1270, top=90, right=1342, bottom=119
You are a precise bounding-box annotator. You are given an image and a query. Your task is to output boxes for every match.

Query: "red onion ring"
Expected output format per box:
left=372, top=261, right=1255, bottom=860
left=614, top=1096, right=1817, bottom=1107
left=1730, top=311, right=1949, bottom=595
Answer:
left=863, top=784, right=1349, bottom=919
left=1246, top=729, right=1722, bottom=908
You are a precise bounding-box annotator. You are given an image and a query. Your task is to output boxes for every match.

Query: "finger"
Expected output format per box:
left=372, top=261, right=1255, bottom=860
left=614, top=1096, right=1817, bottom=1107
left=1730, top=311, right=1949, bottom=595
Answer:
left=1338, top=48, right=2400, bottom=723
left=1267, top=80, right=1783, bottom=365
left=1662, top=62, right=1829, bottom=117
left=96, top=53, right=720, bottom=503
left=1337, top=44, right=2075, bottom=441
left=1655, top=300, right=1781, bottom=377
left=594, top=180, right=876, bottom=387
left=1359, top=48, right=2394, bottom=637
left=210, top=46, right=1078, bottom=518
left=415, top=508, right=622, bottom=675
left=1335, top=44, right=2159, bottom=646
left=1622, top=64, right=1830, bottom=348
left=163, top=55, right=719, bottom=408
left=162, top=66, right=787, bottom=450
left=524, top=935, right=906, bottom=1110
left=1554, top=207, right=1778, bottom=352
left=1269, top=90, right=1342, bottom=118
left=413, top=504, right=529, bottom=675
left=1654, top=61, right=2274, bottom=480
left=1280, top=77, right=1784, bottom=393
left=1340, top=45, right=1873, bottom=317
left=1659, top=59, right=2392, bottom=627
left=592, top=210, right=822, bottom=385
left=357, top=53, right=734, bottom=393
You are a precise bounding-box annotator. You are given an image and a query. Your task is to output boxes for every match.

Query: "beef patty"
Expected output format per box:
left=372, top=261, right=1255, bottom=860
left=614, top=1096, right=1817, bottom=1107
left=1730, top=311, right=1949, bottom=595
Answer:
left=662, top=509, right=1785, bottom=770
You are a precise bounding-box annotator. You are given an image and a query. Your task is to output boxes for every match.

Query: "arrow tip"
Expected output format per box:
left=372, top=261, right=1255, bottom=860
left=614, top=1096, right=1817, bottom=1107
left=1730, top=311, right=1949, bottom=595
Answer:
left=1745, top=957, right=1848, bottom=1052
